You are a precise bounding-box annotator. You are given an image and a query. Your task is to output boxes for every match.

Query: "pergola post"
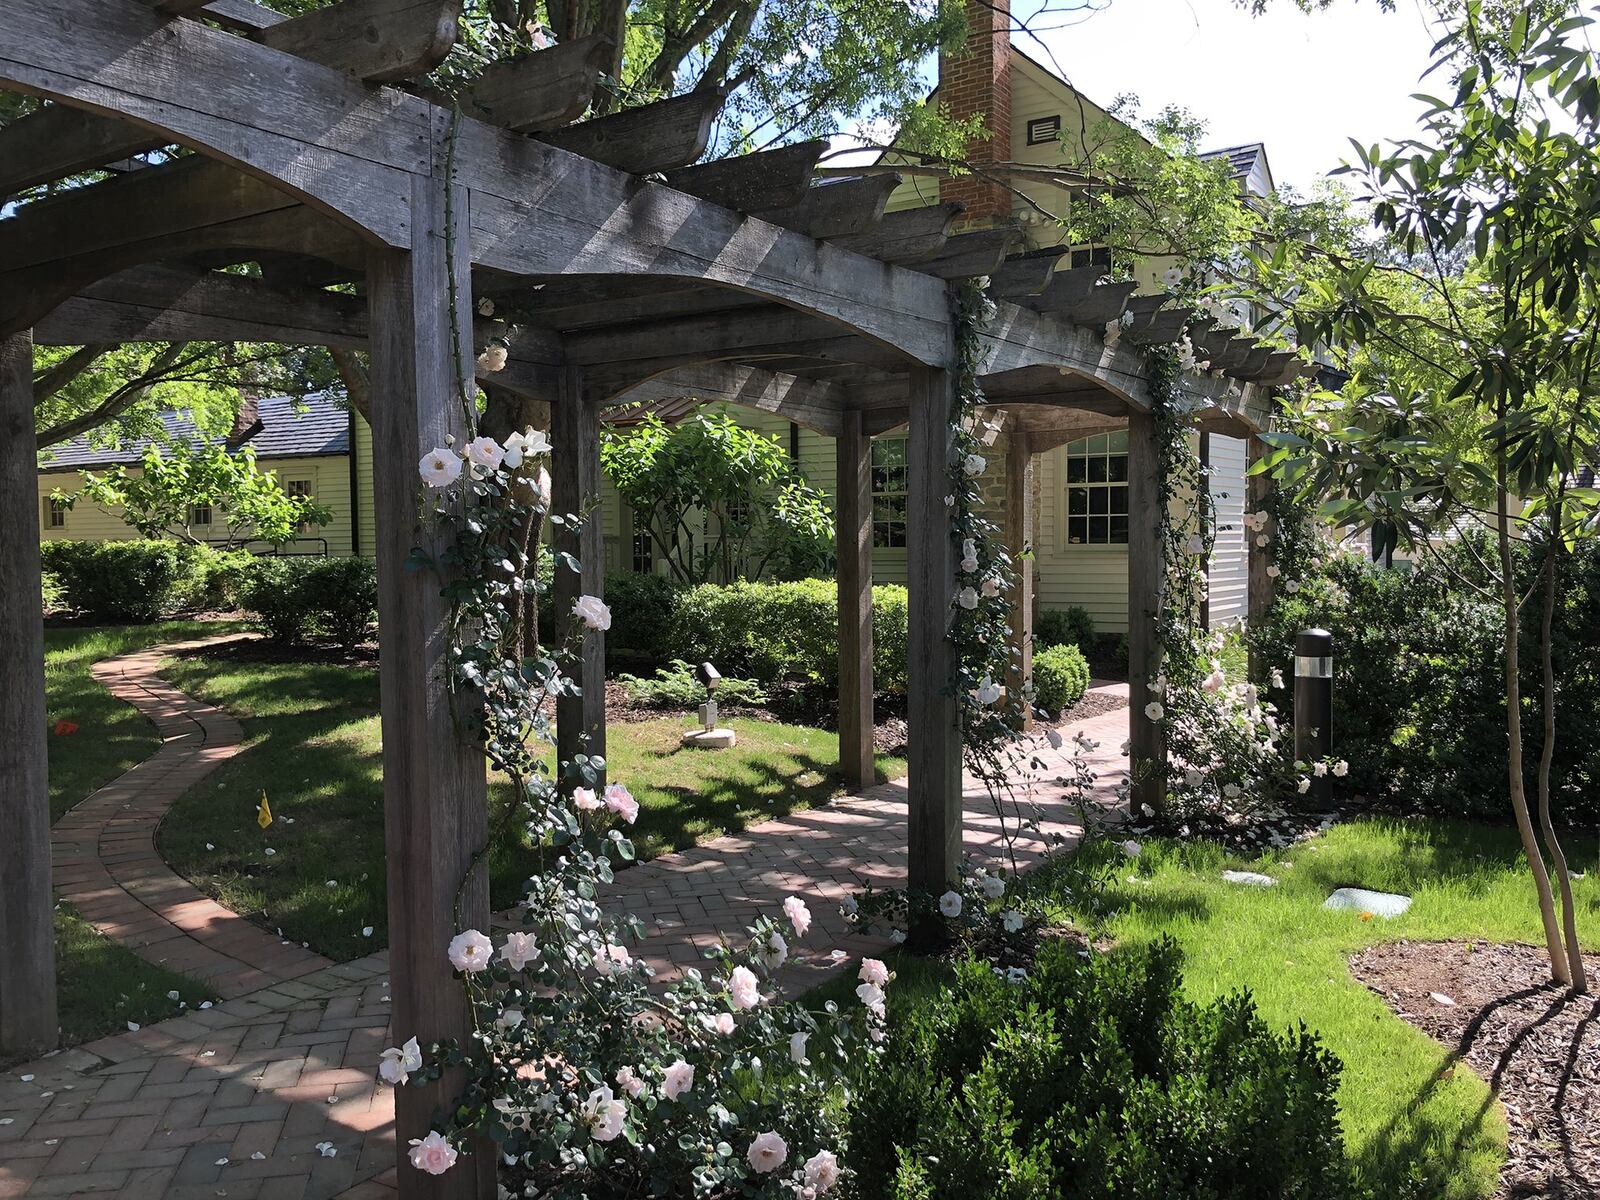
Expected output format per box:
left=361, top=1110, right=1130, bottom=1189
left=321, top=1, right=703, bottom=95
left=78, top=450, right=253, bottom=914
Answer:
left=366, top=159, right=494, bottom=1199
left=1246, top=434, right=1276, bottom=683
left=1004, top=433, right=1034, bottom=730
left=906, top=364, right=962, bottom=912
left=836, top=408, right=875, bottom=789
left=0, top=327, right=57, bottom=1061
left=552, top=364, right=606, bottom=783
left=1126, top=408, right=1166, bottom=819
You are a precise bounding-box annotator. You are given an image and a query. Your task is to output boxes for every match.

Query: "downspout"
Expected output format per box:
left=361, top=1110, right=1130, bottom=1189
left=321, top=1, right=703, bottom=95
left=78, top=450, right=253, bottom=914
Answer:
left=347, top=407, right=360, bottom=557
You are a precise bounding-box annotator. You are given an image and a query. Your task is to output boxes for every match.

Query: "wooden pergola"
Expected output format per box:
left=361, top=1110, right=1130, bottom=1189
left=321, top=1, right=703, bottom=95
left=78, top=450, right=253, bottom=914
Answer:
left=0, top=3, right=1292, bottom=1193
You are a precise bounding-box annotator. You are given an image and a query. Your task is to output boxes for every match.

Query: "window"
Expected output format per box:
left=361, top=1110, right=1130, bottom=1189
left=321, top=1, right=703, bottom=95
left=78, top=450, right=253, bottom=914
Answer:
left=188, top=503, right=212, bottom=528
left=870, top=438, right=908, bottom=548
left=285, top=478, right=314, bottom=534
left=1064, top=432, right=1129, bottom=545
left=1026, top=115, right=1061, bottom=145
left=630, top=507, right=654, bottom=575
left=46, top=497, right=66, bottom=529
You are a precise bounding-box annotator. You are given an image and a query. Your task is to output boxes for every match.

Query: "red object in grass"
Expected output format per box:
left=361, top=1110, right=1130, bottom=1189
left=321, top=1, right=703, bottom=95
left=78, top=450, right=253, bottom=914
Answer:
left=53, top=719, right=79, bottom=736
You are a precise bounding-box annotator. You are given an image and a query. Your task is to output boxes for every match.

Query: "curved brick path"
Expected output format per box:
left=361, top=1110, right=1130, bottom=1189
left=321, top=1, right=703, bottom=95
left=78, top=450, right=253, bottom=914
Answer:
left=52, top=636, right=333, bottom=999
left=1, top=637, right=1128, bottom=1199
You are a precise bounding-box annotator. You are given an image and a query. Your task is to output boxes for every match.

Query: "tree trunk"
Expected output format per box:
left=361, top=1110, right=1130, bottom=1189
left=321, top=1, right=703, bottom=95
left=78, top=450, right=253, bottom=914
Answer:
left=1497, top=478, right=1570, bottom=986
left=1535, top=531, right=1588, bottom=992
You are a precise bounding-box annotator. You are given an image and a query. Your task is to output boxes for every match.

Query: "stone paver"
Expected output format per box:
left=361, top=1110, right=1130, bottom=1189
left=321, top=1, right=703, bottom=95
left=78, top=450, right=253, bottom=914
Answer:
left=52, top=636, right=335, bottom=1000
left=6, top=641, right=1128, bottom=1197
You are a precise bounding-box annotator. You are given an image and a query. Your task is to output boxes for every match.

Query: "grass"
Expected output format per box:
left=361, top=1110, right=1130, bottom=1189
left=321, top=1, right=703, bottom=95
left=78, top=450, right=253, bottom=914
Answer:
left=155, top=649, right=905, bottom=960
left=22, top=621, right=244, bottom=1063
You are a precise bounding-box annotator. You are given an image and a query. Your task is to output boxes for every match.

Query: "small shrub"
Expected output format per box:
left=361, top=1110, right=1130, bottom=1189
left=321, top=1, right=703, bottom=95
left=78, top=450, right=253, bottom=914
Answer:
left=1032, top=643, right=1089, bottom=714
left=602, top=573, right=679, bottom=664
left=1037, top=605, right=1095, bottom=653
left=617, top=659, right=767, bottom=707
left=40, top=570, right=64, bottom=614
left=190, top=549, right=257, bottom=612
left=239, top=558, right=319, bottom=643
left=239, top=557, right=377, bottom=650
left=848, top=938, right=1350, bottom=1200
left=41, top=540, right=207, bottom=622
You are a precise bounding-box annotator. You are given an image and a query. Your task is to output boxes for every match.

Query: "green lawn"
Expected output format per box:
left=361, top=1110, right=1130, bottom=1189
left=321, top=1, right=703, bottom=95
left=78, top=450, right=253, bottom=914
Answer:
left=156, top=650, right=904, bottom=960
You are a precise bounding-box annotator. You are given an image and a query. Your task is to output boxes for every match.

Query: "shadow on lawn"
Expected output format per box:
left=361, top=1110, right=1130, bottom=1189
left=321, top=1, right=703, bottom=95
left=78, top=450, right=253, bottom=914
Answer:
left=1288, top=815, right=1527, bottom=898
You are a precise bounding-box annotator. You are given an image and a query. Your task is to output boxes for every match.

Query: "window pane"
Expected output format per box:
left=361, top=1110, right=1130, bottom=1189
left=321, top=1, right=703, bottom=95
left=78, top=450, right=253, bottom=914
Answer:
left=1108, top=453, right=1128, bottom=483
left=1109, top=515, right=1129, bottom=543
left=872, top=439, right=905, bottom=468
left=1089, top=488, right=1109, bottom=514
left=1068, top=487, right=1088, bottom=515
left=1087, top=457, right=1108, bottom=483
left=1110, top=485, right=1129, bottom=514
left=1068, top=516, right=1088, bottom=544
left=1066, top=457, right=1087, bottom=483
left=1089, top=516, right=1109, bottom=543
left=1107, top=430, right=1129, bottom=453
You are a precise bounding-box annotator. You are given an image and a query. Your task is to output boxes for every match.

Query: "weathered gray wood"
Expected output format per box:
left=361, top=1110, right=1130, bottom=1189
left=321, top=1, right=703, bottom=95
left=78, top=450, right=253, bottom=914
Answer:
left=832, top=203, right=962, bottom=262
left=460, top=34, right=609, bottom=132
left=601, top=364, right=845, bottom=434
left=665, top=141, right=825, bottom=214
left=254, top=0, right=460, bottom=84
left=0, top=0, right=424, bottom=245
left=906, top=361, right=962, bottom=921
left=909, top=227, right=1016, bottom=280
left=539, top=88, right=725, bottom=175
left=990, top=251, right=1063, bottom=299
left=1004, top=433, right=1035, bottom=730
left=201, top=0, right=288, bottom=30
left=1127, top=308, right=1191, bottom=348
left=1059, top=280, right=1138, bottom=329
left=153, top=0, right=215, bottom=12
left=1226, top=346, right=1275, bottom=378
left=566, top=306, right=895, bottom=370
left=1126, top=408, right=1165, bottom=819
left=1246, top=434, right=1276, bottom=684
left=552, top=364, right=607, bottom=788
left=0, top=104, right=163, bottom=199
left=1031, top=264, right=1103, bottom=313
left=365, top=153, right=494, bottom=1200
left=762, top=174, right=901, bottom=239
left=0, top=328, right=55, bottom=1062
left=837, top=408, right=875, bottom=788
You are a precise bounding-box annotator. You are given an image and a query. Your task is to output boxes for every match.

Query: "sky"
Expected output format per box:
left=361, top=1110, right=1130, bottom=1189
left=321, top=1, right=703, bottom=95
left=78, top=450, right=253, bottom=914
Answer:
left=1011, top=0, right=1444, bottom=193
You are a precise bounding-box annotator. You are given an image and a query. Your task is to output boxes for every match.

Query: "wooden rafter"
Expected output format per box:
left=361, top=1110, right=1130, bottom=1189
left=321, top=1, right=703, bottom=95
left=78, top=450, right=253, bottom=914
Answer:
left=457, top=34, right=611, bottom=132
left=664, top=141, right=826, bottom=214
left=538, top=87, right=725, bottom=175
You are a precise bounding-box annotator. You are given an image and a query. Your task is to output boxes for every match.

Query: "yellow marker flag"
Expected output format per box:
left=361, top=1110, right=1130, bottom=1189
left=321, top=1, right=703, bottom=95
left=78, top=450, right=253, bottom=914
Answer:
left=257, top=791, right=273, bottom=830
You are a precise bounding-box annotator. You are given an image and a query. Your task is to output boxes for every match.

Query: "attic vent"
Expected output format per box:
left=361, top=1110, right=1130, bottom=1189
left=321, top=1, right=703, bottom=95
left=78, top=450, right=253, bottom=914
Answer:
left=1026, top=115, right=1061, bottom=145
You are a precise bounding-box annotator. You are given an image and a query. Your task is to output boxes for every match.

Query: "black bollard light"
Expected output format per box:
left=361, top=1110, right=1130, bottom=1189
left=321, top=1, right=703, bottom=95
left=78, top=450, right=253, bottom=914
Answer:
left=1294, top=628, right=1333, bottom=807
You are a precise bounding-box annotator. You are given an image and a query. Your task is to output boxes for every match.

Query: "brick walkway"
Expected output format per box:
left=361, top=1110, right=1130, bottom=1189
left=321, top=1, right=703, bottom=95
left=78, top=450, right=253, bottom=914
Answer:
left=3, top=641, right=1128, bottom=1198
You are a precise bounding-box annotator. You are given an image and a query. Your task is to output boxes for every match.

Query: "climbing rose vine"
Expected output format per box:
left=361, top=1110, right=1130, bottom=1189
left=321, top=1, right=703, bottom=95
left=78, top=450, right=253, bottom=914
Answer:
left=380, top=432, right=885, bottom=1195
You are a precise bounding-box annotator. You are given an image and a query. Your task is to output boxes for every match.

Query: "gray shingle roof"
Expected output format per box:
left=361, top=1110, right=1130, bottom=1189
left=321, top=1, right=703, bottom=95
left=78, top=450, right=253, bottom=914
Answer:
left=39, top=393, right=349, bottom=472
left=1200, top=143, right=1267, bottom=183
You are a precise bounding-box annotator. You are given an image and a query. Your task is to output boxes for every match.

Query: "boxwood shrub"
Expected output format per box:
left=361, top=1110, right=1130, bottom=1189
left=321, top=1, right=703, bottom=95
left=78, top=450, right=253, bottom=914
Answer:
left=849, top=937, right=1351, bottom=1200
left=239, top=556, right=377, bottom=650
left=1033, top=642, right=1089, bottom=714
left=41, top=540, right=209, bottom=622
left=1037, top=604, right=1095, bottom=653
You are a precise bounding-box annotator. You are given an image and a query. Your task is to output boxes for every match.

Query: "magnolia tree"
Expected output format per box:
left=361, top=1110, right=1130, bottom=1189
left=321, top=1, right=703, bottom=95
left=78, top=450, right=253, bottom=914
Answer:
left=1244, top=0, right=1599, bottom=992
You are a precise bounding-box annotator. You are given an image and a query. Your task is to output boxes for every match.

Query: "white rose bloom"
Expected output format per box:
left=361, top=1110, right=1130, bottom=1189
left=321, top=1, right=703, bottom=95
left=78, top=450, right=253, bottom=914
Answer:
left=464, top=436, right=504, bottom=469
left=572, top=595, right=612, bottom=631
left=789, top=1031, right=810, bottom=1065
left=581, top=1086, right=626, bottom=1142
left=1001, top=909, right=1024, bottom=933
left=447, top=929, right=493, bottom=973
left=476, top=344, right=508, bottom=373
left=1267, top=564, right=1281, bottom=578
left=1144, top=702, right=1165, bottom=722
left=1333, top=760, right=1349, bottom=778
left=419, top=448, right=462, bottom=487
left=963, top=453, right=987, bottom=477
left=937, top=890, right=963, bottom=918
left=1297, top=777, right=1311, bottom=795
left=1121, top=839, right=1142, bottom=857
left=476, top=297, right=496, bottom=317
left=979, top=873, right=1006, bottom=900
left=956, top=587, right=979, bottom=610
left=804, top=1149, right=841, bottom=1194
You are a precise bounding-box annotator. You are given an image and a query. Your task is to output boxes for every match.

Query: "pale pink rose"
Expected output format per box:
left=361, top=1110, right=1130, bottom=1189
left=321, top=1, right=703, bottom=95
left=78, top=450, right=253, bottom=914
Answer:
left=615, top=1065, right=646, bottom=1098
left=746, top=1130, right=788, bottom=1174
left=581, top=1086, right=625, bottom=1141
left=499, top=931, right=538, bottom=972
left=378, top=1036, right=422, bottom=1086
left=783, top=896, right=812, bottom=937
left=804, top=1149, right=841, bottom=1193
left=789, top=1031, right=810, bottom=1065
left=476, top=344, right=508, bottom=373
left=858, top=958, right=890, bottom=988
left=408, top=1131, right=457, bottom=1175
left=419, top=448, right=462, bottom=488
left=603, top=783, right=639, bottom=824
left=703, top=1011, right=736, bottom=1036
left=464, top=436, right=504, bottom=469
left=856, top=981, right=885, bottom=1016
left=593, top=943, right=631, bottom=976
left=728, top=965, right=762, bottom=1010
left=573, top=787, right=603, bottom=812
left=660, top=1059, right=694, bottom=1100
left=447, top=929, right=493, bottom=973
left=981, top=577, right=1000, bottom=598
left=572, top=595, right=611, bottom=631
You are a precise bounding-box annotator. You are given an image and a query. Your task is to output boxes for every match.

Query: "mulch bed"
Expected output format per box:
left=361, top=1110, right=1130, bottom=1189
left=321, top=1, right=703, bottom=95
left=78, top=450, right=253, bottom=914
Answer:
left=1350, top=940, right=1600, bottom=1198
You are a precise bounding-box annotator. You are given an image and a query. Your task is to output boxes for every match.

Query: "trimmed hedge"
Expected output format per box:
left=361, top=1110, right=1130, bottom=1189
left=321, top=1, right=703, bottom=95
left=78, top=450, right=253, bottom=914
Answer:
left=849, top=938, right=1351, bottom=1200
left=41, top=540, right=209, bottom=622
left=239, top=556, right=377, bottom=650
left=1033, top=642, right=1089, bottom=714
left=1037, top=605, right=1095, bottom=654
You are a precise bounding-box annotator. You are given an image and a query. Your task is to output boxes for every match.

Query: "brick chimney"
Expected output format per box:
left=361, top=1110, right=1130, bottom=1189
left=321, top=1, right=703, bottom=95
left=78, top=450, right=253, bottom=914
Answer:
left=939, top=0, right=1013, bottom=227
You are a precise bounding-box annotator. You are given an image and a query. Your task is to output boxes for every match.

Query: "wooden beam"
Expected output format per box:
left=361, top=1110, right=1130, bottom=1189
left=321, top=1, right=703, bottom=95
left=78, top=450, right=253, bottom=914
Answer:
left=552, top=364, right=606, bottom=790
left=1126, top=408, right=1165, bottom=819
left=601, top=364, right=845, bottom=435
left=1005, top=434, right=1035, bottom=730
left=906, top=362, right=961, bottom=931
left=539, top=87, right=725, bottom=175
left=1126, top=308, right=1191, bottom=348
left=990, top=251, right=1063, bottom=299
left=365, top=163, right=494, bottom=1200
left=762, top=174, right=901, bottom=239
left=200, top=0, right=287, bottom=30
left=0, top=105, right=163, bottom=199
left=837, top=408, right=875, bottom=788
left=832, top=203, right=962, bottom=262
left=1226, top=346, right=1277, bottom=379
left=665, top=141, right=825, bottom=214
left=0, top=328, right=55, bottom=1061
left=254, top=0, right=461, bottom=84
left=1058, top=279, right=1138, bottom=329
left=459, top=34, right=609, bottom=132
left=909, top=227, right=1016, bottom=280
left=566, top=306, right=910, bottom=373
left=1031, top=264, right=1102, bottom=313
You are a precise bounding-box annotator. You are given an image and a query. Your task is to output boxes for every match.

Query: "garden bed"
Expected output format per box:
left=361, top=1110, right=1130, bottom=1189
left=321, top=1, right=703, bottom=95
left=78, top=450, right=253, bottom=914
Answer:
left=1351, top=940, right=1600, bottom=1199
